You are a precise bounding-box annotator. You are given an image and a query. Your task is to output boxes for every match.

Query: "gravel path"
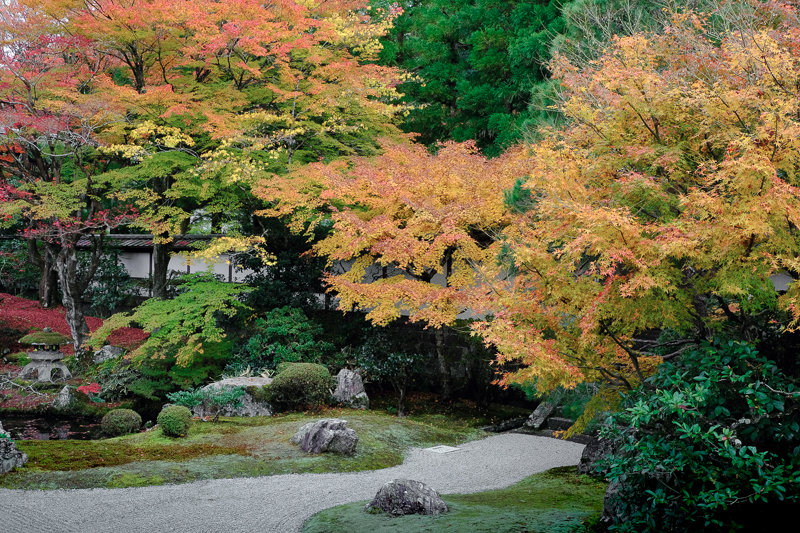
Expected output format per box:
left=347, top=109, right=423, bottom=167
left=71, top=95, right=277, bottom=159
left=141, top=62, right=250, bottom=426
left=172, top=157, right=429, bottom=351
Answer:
left=0, top=433, right=584, bottom=533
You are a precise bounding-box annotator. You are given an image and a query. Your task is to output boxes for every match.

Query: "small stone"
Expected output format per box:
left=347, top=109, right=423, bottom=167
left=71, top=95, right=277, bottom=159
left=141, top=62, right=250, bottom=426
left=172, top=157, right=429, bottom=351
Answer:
left=365, top=479, right=448, bottom=516
left=290, top=418, right=358, bottom=455
left=93, top=345, right=125, bottom=364
left=332, top=369, right=369, bottom=410
left=52, top=385, right=73, bottom=409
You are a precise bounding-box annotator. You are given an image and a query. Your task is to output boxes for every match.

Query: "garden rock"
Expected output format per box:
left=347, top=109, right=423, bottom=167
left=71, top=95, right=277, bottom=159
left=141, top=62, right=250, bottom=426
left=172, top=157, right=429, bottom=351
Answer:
left=93, top=345, right=125, bottom=364
left=1, top=431, right=28, bottom=475
left=601, top=480, right=626, bottom=525
left=52, top=385, right=73, bottom=409
left=291, top=418, right=358, bottom=454
left=365, top=479, right=448, bottom=516
left=194, top=377, right=273, bottom=418
left=578, top=433, right=616, bottom=477
left=332, top=368, right=369, bottom=409
left=524, top=400, right=556, bottom=429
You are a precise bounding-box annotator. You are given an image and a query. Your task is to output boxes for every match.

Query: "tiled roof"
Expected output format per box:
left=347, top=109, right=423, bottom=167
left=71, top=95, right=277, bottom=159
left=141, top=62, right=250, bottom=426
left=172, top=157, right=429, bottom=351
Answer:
left=74, top=234, right=221, bottom=250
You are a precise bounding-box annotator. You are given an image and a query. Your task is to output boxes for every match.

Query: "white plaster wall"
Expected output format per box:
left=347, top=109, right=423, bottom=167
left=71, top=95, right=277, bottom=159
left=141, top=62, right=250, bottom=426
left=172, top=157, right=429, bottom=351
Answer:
left=119, top=252, right=151, bottom=280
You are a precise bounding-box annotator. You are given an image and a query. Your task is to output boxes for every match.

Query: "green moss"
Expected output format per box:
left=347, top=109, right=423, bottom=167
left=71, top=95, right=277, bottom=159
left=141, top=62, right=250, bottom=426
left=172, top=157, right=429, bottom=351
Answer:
left=245, top=385, right=270, bottom=404
left=5, top=351, right=29, bottom=364
left=14, top=439, right=248, bottom=471
left=303, top=467, right=606, bottom=533
left=0, top=409, right=485, bottom=490
left=106, top=473, right=166, bottom=488
left=19, top=330, right=71, bottom=345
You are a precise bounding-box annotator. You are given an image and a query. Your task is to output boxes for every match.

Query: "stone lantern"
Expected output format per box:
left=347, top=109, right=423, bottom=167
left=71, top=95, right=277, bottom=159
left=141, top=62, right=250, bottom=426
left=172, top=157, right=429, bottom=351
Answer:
left=18, top=328, right=73, bottom=382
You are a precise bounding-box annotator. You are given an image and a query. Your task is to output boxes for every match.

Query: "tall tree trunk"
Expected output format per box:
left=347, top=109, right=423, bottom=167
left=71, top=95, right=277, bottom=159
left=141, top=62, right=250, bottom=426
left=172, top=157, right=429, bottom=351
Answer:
left=27, top=240, right=58, bottom=307
left=54, top=246, right=90, bottom=356
left=435, top=250, right=455, bottom=400
left=38, top=267, right=58, bottom=308
left=152, top=241, right=171, bottom=299
left=434, top=327, right=452, bottom=401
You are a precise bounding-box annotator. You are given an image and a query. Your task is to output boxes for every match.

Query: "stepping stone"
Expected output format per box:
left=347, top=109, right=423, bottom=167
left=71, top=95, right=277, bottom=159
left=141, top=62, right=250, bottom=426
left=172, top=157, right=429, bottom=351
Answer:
left=424, top=445, right=460, bottom=454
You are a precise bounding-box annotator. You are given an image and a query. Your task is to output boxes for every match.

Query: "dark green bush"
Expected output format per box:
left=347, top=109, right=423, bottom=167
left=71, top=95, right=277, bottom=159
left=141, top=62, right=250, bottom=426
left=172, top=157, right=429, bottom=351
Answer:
left=100, top=409, right=142, bottom=437
left=357, top=332, right=429, bottom=417
left=266, top=362, right=332, bottom=412
left=245, top=385, right=271, bottom=404
left=157, top=405, right=192, bottom=437
left=600, top=340, right=800, bottom=532
left=225, top=307, right=335, bottom=374
left=166, top=386, right=245, bottom=421
left=101, top=408, right=142, bottom=437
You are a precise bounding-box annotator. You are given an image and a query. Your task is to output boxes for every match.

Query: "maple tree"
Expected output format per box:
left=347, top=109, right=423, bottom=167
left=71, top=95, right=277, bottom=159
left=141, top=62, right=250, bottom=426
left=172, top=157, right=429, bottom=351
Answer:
left=259, top=137, right=534, bottom=396
left=476, top=1, right=800, bottom=398
left=0, top=0, right=141, bottom=353
left=62, top=0, right=406, bottom=296
left=272, top=1, right=800, bottom=407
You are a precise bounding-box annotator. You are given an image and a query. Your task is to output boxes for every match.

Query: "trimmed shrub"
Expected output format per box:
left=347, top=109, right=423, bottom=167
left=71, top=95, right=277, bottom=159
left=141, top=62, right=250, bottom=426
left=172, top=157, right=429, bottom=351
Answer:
left=101, top=408, right=142, bottom=437
left=157, top=405, right=192, bottom=437
left=267, top=362, right=332, bottom=412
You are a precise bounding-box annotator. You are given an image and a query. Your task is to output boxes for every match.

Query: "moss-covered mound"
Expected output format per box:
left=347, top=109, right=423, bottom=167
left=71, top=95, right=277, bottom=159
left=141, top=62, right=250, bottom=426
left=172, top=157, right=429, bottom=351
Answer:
left=303, top=466, right=606, bottom=533
left=19, top=329, right=71, bottom=346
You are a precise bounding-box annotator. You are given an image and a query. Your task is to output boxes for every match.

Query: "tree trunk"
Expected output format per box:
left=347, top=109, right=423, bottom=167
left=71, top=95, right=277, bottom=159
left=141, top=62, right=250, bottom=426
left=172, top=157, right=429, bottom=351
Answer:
left=38, top=264, right=58, bottom=308
left=396, top=385, right=406, bottom=417
left=54, top=246, right=90, bottom=356
left=152, top=241, right=171, bottom=299
left=434, top=326, right=452, bottom=401
left=27, top=240, right=58, bottom=307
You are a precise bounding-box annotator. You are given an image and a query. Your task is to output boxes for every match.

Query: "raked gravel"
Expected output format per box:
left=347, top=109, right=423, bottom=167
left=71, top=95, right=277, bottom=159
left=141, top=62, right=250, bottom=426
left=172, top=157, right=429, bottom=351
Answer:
left=0, top=433, right=584, bottom=533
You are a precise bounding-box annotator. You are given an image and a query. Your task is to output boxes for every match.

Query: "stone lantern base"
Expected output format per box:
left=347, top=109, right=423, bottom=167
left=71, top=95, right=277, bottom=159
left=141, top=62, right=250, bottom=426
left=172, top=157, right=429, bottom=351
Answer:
left=19, top=360, right=72, bottom=382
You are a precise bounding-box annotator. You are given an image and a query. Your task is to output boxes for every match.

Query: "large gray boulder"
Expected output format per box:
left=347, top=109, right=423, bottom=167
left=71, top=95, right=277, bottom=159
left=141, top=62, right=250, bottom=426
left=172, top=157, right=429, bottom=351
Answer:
left=365, top=479, right=448, bottom=516
left=601, top=480, right=625, bottom=525
left=290, top=418, right=358, bottom=454
left=192, top=377, right=273, bottom=418
left=1, top=422, right=28, bottom=475
left=332, top=368, right=369, bottom=409
left=93, top=345, right=125, bottom=364
left=578, top=434, right=616, bottom=476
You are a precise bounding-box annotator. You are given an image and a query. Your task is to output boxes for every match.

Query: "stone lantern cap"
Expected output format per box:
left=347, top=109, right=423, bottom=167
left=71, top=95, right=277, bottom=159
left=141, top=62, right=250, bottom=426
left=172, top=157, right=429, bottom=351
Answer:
left=19, top=328, right=71, bottom=348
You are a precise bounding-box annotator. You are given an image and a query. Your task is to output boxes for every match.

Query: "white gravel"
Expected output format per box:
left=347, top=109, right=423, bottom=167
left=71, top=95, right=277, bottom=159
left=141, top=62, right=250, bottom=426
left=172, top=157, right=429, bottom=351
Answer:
left=0, top=433, right=584, bottom=533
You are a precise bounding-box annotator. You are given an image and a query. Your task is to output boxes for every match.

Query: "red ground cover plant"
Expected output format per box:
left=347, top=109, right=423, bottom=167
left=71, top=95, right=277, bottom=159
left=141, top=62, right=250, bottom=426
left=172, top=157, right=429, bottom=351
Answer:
left=0, top=388, right=53, bottom=410
left=0, top=293, right=148, bottom=353
left=76, top=382, right=101, bottom=395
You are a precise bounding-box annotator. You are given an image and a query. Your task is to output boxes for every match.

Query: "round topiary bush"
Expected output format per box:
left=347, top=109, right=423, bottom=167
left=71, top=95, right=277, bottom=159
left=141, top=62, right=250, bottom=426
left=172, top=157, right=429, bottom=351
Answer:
left=101, top=408, right=142, bottom=437
left=267, top=362, right=332, bottom=412
left=157, top=405, right=192, bottom=437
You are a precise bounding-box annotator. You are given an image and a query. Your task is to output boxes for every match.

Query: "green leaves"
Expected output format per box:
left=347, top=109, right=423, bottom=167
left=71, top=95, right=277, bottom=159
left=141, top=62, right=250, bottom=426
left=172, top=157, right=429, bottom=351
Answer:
left=381, top=0, right=568, bottom=155
left=90, top=273, right=251, bottom=368
left=600, top=340, right=800, bottom=531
